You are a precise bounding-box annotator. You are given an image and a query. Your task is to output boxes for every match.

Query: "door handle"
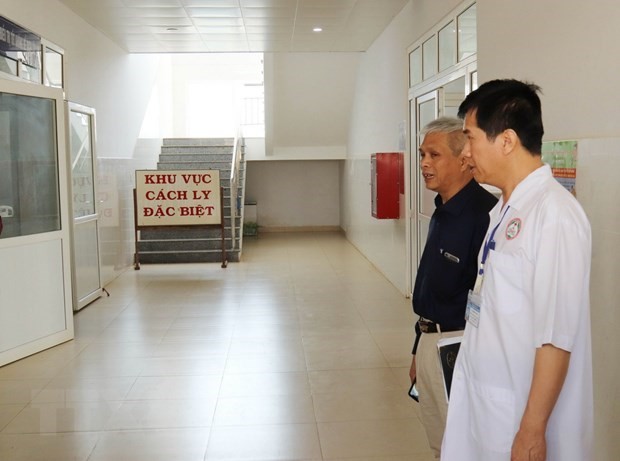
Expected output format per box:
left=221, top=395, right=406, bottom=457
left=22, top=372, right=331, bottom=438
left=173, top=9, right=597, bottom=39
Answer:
left=0, top=215, right=3, bottom=236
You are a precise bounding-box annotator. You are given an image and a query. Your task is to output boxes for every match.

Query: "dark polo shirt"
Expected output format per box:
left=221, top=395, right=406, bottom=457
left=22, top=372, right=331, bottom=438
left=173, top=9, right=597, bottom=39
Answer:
left=412, top=179, right=497, bottom=351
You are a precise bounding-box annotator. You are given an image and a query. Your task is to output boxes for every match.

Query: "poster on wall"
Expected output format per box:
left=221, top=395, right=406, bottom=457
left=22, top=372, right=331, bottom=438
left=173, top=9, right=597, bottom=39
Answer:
left=541, top=140, right=578, bottom=195
left=135, top=170, right=221, bottom=227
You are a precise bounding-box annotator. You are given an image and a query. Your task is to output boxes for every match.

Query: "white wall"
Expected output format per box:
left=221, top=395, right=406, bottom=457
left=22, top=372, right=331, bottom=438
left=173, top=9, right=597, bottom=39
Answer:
left=246, top=52, right=360, bottom=232
left=266, top=52, right=360, bottom=159
left=341, top=0, right=464, bottom=296
left=477, top=2, right=620, bottom=459
left=342, top=1, right=419, bottom=295
left=404, top=0, right=464, bottom=37
left=245, top=161, right=340, bottom=230
left=477, top=0, right=620, bottom=140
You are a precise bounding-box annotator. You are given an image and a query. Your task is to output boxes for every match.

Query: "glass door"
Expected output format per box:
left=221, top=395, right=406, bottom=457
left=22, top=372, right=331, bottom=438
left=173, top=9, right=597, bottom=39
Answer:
left=67, top=102, right=103, bottom=311
left=407, top=70, right=474, bottom=294
left=0, top=78, right=73, bottom=366
left=411, top=89, right=440, bottom=278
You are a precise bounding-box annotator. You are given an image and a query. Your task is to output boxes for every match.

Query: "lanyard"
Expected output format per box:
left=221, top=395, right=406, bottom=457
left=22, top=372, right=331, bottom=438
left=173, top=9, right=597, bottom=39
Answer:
left=474, top=205, right=511, bottom=293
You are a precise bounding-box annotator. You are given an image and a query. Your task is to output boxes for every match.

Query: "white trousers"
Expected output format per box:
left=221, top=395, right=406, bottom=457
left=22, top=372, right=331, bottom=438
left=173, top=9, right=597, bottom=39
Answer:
left=417, top=330, right=463, bottom=459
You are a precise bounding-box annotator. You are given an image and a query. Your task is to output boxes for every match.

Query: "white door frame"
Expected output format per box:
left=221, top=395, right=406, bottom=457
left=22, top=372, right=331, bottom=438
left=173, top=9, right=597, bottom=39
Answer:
left=405, top=60, right=477, bottom=296
left=0, top=77, right=74, bottom=366
left=67, top=101, right=104, bottom=311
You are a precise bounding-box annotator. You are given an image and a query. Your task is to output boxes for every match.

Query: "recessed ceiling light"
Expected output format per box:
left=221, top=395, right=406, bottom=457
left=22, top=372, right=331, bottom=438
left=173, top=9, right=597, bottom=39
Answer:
left=313, top=27, right=323, bottom=33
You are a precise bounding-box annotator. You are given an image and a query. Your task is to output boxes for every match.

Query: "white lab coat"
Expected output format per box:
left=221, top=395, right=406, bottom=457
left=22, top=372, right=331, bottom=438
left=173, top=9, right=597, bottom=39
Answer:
left=441, top=165, right=593, bottom=461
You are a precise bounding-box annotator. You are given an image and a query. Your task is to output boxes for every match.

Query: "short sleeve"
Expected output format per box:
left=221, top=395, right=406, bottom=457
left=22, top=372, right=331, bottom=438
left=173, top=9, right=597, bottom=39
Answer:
left=532, top=197, right=591, bottom=351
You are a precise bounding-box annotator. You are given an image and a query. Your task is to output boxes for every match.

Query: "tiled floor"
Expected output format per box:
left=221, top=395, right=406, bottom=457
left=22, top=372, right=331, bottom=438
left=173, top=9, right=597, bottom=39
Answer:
left=0, top=232, right=433, bottom=461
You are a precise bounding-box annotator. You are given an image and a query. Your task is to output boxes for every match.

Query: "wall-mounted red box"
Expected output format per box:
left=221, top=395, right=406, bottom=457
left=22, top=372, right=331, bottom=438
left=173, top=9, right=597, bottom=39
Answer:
left=371, top=152, right=402, bottom=219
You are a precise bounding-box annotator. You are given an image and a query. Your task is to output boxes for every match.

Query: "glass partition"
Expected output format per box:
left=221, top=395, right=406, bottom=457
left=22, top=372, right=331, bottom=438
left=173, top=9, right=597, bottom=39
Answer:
left=422, top=37, right=437, bottom=80
left=70, top=110, right=95, bottom=217
left=0, top=18, right=63, bottom=88
left=0, top=92, right=60, bottom=238
left=439, top=21, right=456, bottom=72
left=458, top=3, right=477, bottom=61
left=19, top=58, right=41, bottom=84
left=409, top=47, right=422, bottom=86
left=44, top=46, right=63, bottom=88
left=0, top=55, right=17, bottom=76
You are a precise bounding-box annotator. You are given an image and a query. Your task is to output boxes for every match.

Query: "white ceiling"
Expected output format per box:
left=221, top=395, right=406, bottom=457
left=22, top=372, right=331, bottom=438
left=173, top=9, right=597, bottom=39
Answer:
left=57, top=0, right=409, bottom=53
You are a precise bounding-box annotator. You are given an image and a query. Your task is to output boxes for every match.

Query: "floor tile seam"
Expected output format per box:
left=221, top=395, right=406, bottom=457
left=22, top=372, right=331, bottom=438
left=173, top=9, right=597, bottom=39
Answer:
left=304, top=365, right=393, bottom=374
left=343, top=291, right=405, bottom=369
left=16, top=396, right=231, bottom=407
left=314, top=415, right=421, bottom=424
left=0, top=402, right=28, bottom=433
left=0, top=428, right=104, bottom=436
left=308, top=395, right=418, bottom=425
left=202, top=422, right=323, bottom=461
left=0, top=376, right=58, bottom=407
left=209, top=333, right=235, bottom=428
left=82, top=427, right=211, bottom=461
left=2, top=426, right=215, bottom=437
left=0, top=353, right=91, bottom=387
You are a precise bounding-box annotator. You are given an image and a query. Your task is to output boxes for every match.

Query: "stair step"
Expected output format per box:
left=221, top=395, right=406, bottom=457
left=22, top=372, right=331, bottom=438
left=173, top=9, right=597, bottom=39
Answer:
left=138, top=238, right=239, bottom=252
left=156, top=162, right=234, bottom=172
left=138, top=250, right=240, bottom=264
left=159, top=152, right=234, bottom=161
left=161, top=146, right=234, bottom=155
left=140, top=225, right=241, bottom=240
left=163, top=138, right=234, bottom=147
left=146, top=137, right=246, bottom=264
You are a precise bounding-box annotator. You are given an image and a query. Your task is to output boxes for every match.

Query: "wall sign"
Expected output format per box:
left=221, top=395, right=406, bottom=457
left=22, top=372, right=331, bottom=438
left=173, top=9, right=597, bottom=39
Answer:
left=542, top=140, right=578, bottom=195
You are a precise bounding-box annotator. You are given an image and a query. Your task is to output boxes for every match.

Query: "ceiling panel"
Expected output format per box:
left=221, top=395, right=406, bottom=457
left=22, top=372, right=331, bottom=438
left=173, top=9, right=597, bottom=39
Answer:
left=57, top=0, right=409, bottom=53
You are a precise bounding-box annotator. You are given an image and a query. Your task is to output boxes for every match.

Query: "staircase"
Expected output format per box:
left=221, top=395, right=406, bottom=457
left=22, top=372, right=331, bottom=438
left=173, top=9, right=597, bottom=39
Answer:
left=137, top=137, right=245, bottom=264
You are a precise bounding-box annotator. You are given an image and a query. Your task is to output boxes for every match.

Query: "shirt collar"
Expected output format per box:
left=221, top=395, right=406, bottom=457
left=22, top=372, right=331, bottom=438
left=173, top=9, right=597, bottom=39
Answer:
left=434, top=179, right=481, bottom=216
left=497, top=163, right=551, bottom=212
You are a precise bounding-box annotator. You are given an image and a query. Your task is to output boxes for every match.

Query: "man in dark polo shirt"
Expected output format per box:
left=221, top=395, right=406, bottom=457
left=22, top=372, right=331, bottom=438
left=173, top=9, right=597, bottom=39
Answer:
left=409, top=117, right=497, bottom=459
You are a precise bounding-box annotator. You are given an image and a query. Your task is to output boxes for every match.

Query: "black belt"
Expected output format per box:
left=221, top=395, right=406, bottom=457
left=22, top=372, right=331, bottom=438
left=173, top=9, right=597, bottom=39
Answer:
left=418, top=318, right=462, bottom=334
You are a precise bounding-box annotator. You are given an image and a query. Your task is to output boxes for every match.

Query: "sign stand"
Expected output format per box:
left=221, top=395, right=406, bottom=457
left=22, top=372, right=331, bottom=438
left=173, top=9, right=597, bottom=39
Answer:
left=133, top=169, right=228, bottom=270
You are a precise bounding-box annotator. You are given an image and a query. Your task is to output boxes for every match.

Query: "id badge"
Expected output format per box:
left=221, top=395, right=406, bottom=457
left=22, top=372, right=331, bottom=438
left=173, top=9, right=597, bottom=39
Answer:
left=465, top=289, right=482, bottom=328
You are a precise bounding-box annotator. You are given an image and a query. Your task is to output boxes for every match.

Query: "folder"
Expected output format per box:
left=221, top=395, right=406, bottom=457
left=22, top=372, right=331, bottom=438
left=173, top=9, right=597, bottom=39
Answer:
left=437, top=335, right=463, bottom=402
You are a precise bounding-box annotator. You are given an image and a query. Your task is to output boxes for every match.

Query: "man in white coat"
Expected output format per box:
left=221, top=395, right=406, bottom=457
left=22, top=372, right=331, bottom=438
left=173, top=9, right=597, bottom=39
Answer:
left=441, top=79, right=593, bottom=461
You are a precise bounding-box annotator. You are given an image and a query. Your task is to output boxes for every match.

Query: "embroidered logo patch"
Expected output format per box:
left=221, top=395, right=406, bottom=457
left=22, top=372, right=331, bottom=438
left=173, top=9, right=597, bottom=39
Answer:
left=506, top=218, right=522, bottom=240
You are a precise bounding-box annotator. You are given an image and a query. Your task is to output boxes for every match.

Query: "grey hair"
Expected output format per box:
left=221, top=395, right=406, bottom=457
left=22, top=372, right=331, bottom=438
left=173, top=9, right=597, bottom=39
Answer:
left=420, top=116, right=466, bottom=156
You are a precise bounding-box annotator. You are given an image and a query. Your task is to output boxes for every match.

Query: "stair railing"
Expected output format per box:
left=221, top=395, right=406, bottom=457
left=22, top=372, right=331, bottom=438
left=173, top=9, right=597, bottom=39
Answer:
left=230, top=128, right=243, bottom=251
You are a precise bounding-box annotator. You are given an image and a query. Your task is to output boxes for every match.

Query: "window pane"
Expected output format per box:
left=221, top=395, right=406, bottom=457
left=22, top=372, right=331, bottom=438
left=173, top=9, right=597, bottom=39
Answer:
left=0, top=93, right=60, bottom=238
left=471, top=70, right=479, bottom=90
left=439, top=21, right=456, bottom=72
left=418, top=99, right=437, bottom=216
left=44, top=47, right=63, bottom=88
left=409, top=47, right=422, bottom=86
left=0, top=55, right=18, bottom=76
left=20, top=61, right=41, bottom=84
left=70, top=111, right=95, bottom=217
left=422, top=37, right=437, bottom=80
left=458, top=3, right=477, bottom=60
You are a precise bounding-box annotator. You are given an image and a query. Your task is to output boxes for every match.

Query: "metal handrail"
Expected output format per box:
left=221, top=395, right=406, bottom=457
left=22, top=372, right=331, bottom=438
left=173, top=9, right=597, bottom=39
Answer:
left=230, top=128, right=243, bottom=251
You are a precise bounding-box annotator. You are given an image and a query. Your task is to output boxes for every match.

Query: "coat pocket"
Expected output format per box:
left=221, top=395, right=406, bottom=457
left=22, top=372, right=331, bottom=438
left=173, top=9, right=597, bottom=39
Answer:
left=486, top=250, right=526, bottom=315
left=469, top=378, right=517, bottom=452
